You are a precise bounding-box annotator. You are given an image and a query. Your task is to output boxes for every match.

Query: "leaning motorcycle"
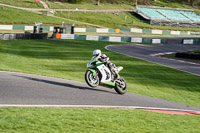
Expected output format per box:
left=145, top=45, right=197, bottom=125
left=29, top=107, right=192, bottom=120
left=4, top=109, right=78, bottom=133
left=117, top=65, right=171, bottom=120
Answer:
left=85, top=58, right=127, bottom=94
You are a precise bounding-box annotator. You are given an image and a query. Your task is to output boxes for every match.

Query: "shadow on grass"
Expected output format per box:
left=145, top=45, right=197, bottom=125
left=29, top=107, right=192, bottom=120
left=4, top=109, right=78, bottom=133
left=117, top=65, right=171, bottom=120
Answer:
left=12, top=75, right=116, bottom=94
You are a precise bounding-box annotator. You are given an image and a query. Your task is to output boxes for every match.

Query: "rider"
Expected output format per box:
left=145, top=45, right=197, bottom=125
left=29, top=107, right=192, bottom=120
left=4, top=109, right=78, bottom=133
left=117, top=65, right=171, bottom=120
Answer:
left=92, top=49, right=119, bottom=79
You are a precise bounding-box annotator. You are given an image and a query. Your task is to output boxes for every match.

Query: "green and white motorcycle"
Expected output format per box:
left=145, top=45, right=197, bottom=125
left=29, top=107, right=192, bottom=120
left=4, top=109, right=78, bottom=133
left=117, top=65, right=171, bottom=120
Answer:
left=85, top=58, right=127, bottom=94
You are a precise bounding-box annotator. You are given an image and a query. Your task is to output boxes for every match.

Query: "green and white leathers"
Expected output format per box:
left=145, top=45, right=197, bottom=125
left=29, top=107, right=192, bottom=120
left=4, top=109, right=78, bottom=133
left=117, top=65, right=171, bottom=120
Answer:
left=85, top=57, right=127, bottom=94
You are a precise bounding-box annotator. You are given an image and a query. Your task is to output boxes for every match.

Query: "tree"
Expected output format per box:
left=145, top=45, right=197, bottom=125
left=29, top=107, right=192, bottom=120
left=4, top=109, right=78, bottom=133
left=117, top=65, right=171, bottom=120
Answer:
left=190, top=0, right=199, bottom=6
left=135, top=0, right=138, bottom=6
left=97, top=0, right=101, bottom=5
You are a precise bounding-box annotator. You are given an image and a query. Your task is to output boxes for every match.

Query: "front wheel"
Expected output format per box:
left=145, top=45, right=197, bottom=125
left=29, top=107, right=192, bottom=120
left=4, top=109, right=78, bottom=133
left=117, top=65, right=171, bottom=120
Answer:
left=114, top=77, right=127, bottom=95
left=85, top=70, right=100, bottom=87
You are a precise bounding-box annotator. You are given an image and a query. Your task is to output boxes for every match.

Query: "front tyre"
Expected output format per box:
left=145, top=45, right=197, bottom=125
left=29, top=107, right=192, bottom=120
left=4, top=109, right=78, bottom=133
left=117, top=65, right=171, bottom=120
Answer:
left=114, top=77, right=127, bottom=95
left=85, top=70, right=100, bottom=87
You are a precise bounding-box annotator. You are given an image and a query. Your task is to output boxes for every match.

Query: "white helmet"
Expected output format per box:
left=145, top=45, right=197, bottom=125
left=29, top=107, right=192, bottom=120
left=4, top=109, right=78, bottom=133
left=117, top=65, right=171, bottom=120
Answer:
left=102, top=54, right=109, bottom=61
left=101, top=54, right=107, bottom=58
left=93, top=49, right=101, bottom=57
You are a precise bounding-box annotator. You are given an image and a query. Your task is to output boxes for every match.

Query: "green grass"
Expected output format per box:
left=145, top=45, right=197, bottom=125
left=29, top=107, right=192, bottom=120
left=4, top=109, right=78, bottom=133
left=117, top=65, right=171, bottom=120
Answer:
left=0, top=6, right=83, bottom=26
left=56, top=12, right=200, bottom=31
left=0, top=0, right=43, bottom=8
left=0, top=108, right=199, bottom=133
left=1, top=2, right=200, bottom=31
left=1, top=0, right=199, bottom=12
left=47, top=2, right=134, bottom=10
left=0, top=0, right=200, bottom=31
left=0, top=0, right=134, bottom=9
left=0, top=30, right=53, bottom=34
left=0, top=30, right=26, bottom=33
left=153, top=0, right=200, bottom=11
left=0, top=39, right=200, bottom=107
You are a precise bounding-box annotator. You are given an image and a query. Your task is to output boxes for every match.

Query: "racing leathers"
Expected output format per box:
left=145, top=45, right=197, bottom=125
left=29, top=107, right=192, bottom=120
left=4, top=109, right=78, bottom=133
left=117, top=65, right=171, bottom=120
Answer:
left=92, top=54, right=119, bottom=80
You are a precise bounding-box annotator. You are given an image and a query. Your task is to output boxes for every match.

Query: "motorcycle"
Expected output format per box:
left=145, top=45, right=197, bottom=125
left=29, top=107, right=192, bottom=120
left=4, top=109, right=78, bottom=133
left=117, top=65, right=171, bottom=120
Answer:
left=85, top=58, right=127, bottom=94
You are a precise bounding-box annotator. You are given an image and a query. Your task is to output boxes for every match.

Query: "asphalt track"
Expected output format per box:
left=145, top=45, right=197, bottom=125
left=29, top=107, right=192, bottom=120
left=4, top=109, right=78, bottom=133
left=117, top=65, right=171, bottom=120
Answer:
left=0, top=71, right=200, bottom=112
left=106, top=44, right=200, bottom=76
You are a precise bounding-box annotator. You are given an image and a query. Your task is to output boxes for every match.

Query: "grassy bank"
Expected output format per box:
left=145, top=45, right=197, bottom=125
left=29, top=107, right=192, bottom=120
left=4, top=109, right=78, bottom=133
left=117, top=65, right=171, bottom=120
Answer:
left=0, top=39, right=200, bottom=107
left=56, top=12, right=200, bottom=31
left=0, top=0, right=134, bottom=10
left=0, top=0, right=199, bottom=11
left=0, top=6, right=83, bottom=26
left=0, top=108, right=199, bottom=133
left=47, top=2, right=134, bottom=10
left=0, top=0, right=43, bottom=8
left=0, top=2, right=200, bottom=31
left=0, top=30, right=53, bottom=34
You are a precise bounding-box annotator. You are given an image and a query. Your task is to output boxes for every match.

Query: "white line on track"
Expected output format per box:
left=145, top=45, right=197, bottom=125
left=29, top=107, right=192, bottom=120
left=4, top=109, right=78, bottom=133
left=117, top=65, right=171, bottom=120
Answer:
left=0, top=104, right=199, bottom=113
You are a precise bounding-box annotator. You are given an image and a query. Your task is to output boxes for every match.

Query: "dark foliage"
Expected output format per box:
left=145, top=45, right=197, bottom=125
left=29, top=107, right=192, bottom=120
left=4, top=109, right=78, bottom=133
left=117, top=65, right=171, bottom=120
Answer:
left=175, top=52, right=200, bottom=60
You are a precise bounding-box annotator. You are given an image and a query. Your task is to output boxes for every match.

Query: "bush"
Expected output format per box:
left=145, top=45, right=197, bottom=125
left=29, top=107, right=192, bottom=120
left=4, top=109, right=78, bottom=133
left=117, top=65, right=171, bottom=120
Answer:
left=175, top=52, right=200, bottom=60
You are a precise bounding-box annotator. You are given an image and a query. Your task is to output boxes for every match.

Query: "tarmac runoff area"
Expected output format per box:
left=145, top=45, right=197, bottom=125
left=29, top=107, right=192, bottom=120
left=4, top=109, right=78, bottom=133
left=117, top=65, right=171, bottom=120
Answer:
left=0, top=71, right=200, bottom=115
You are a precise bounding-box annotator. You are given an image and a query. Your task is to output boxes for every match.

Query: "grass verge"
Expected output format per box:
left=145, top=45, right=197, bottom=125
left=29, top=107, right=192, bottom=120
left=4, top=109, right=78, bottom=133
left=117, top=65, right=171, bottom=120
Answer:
left=0, top=108, right=199, bottom=133
left=0, top=39, right=200, bottom=107
left=0, top=30, right=53, bottom=34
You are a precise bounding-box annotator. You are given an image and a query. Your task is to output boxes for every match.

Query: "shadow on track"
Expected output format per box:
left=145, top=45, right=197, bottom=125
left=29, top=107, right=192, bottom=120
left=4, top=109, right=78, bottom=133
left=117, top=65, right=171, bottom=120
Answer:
left=12, top=75, right=116, bottom=94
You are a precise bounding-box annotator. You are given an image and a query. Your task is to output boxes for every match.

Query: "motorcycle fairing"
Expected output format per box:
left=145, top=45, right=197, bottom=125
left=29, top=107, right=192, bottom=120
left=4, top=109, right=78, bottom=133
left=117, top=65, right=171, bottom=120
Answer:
left=97, top=64, right=112, bottom=82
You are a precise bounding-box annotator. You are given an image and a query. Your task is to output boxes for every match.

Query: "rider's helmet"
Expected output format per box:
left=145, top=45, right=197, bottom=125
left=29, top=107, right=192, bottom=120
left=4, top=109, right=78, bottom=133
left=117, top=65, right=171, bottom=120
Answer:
left=93, top=49, right=101, bottom=57
left=101, top=54, right=109, bottom=62
left=101, top=54, right=107, bottom=58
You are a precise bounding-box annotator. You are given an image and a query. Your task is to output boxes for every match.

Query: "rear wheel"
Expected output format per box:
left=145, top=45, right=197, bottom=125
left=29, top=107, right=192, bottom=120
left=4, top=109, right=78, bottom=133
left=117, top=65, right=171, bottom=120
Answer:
left=85, top=70, right=99, bottom=87
left=114, top=77, right=127, bottom=95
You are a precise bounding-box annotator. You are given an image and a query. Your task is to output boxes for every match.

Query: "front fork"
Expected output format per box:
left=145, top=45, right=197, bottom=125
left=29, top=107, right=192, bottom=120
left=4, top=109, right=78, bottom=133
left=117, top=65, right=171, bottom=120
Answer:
left=95, top=72, right=98, bottom=79
left=88, top=69, right=98, bottom=79
left=88, top=69, right=96, bottom=76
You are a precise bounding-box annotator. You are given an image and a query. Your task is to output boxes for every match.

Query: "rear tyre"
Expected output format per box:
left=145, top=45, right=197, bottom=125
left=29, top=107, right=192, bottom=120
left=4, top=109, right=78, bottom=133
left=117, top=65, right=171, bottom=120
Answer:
left=114, top=77, right=127, bottom=95
left=85, top=70, right=99, bottom=87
